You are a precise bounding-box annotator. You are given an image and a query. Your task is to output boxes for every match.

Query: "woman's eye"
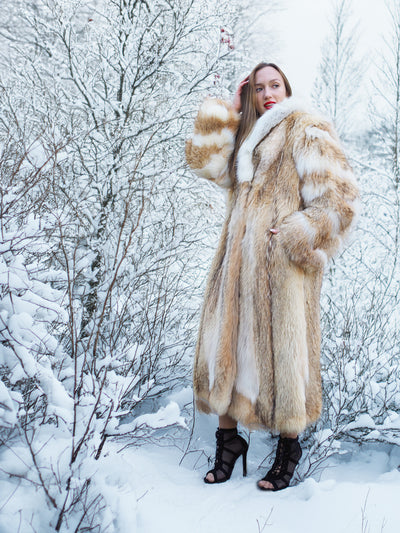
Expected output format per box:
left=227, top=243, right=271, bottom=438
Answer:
left=255, top=87, right=262, bottom=93
left=272, top=84, right=280, bottom=89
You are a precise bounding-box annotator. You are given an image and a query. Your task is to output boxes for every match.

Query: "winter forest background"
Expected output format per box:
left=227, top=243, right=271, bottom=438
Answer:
left=0, top=0, right=400, bottom=532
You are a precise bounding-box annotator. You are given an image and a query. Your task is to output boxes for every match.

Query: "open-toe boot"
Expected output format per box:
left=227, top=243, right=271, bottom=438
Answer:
left=204, top=427, right=248, bottom=484
left=258, top=436, right=302, bottom=491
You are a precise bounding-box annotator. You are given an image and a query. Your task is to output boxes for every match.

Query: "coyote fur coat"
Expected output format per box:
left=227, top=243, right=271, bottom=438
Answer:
left=185, top=97, right=359, bottom=434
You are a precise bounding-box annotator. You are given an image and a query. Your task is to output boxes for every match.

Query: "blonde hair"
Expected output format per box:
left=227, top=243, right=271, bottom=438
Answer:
left=228, top=63, right=292, bottom=179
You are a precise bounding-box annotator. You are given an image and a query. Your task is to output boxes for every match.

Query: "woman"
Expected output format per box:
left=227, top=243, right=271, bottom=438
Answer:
left=185, top=63, right=359, bottom=490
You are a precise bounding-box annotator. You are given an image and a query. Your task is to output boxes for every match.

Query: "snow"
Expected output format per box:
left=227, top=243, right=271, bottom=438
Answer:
left=1, top=0, right=400, bottom=531
left=0, top=381, right=17, bottom=427
left=1, top=425, right=400, bottom=533
left=116, top=402, right=188, bottom=435
left=112, top=440, right=400, bottom=533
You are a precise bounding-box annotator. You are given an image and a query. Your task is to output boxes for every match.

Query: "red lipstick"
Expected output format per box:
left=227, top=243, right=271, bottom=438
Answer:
left=264, top=101, right=276, bottom=110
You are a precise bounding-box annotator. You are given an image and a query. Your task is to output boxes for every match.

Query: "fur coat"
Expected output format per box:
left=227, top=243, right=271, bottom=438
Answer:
left=185, top=97, right=359, bottom=434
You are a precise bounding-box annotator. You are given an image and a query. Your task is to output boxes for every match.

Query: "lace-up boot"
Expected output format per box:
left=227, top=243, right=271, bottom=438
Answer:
left=258, top=436, right=302, bottom=491
left=204, top=427, right=248, bottom=484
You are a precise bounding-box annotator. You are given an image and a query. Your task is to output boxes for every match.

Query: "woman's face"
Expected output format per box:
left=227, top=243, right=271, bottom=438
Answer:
left=254, top=66, right=287, bottom=115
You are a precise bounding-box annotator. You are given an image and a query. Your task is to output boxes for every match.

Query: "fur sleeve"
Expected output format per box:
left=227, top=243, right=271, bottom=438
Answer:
left=279, top=118, right=360, bottom=271
left=185, top=98, right=240, bottom=188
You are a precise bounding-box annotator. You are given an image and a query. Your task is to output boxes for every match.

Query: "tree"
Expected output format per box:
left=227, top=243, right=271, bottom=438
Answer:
left=0, top=0, right=280, bottom=530
left=301, top=1, right=400, bottom=474
left=312, top=0, right=363, bottom=138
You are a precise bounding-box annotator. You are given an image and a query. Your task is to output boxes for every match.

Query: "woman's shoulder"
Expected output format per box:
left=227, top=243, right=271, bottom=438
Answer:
left=281, top=99, right=340, bottom=145
left=281, top=98, right=332, bottom=128
left=252, top=97, right=333, bottom=142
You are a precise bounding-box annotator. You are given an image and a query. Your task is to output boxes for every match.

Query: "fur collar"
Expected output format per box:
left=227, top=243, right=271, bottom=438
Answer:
left=236, top=97, right=309, bottom=183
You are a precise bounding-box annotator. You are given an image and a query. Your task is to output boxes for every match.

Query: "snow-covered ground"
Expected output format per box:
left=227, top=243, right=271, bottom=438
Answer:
left=124, top=440, right=400, bottom=533
left=2, top=402, right=399, bottom=533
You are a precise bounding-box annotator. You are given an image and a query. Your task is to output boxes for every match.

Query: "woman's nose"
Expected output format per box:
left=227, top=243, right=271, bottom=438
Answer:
left=264, top=87, right=273, bottom=99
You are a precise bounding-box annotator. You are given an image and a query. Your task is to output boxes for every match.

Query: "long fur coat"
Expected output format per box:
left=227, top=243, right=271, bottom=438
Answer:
left=185, top=97, right=359, bottom=434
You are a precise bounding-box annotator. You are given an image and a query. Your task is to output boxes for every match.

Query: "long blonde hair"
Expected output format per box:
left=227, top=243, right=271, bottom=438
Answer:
left=228, top=62, right=292, bottom=180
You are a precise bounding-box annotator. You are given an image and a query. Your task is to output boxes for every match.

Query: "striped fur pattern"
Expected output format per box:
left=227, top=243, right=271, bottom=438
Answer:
left=185, top=97, right=359, bottom=434
left=185, top=98, right=240, bottom=188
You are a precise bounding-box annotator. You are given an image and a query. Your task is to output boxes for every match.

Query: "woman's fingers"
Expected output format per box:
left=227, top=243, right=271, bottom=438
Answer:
left=232, top=76, right=249, bottom=112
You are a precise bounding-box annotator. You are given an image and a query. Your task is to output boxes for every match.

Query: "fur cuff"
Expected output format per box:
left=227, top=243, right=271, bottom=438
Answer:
left=185, top=98, right=240, bottom=186
left=278, top=212, right=328, bottom=272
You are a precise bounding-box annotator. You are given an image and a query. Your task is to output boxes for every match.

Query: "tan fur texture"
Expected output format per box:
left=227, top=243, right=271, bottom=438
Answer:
left=185, top=97, right=359, bottom=434
left=185, top=98, right=240, bottom=187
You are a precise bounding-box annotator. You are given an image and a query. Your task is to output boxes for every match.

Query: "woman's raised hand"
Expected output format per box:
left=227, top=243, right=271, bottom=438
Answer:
left=232, top=76, right=249, bottom=113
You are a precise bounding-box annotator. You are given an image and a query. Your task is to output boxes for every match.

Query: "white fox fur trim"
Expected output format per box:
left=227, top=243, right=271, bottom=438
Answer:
left=236, top=97, right=308, bottom=183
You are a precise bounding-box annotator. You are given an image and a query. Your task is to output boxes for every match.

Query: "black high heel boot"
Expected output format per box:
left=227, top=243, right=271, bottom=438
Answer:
left=204, top=427, right=248, bottom=484
left=258, top=436, right=302, bottom=491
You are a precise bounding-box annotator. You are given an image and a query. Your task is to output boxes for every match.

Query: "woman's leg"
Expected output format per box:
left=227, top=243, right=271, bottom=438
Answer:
left=204, top=416, right=247, bottom=483
left=205, top=414, right=237, bottom=481
left=218, top=414, right=238, bottom=430
left=258, top=433, right=300, bottom=490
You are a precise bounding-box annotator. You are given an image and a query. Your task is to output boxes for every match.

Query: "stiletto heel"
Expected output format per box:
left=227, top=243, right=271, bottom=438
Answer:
left=242, top=448, right=248, bottom=477
left=204, top=427, right=249, bottom=484
left=258, top=436, right=302, bottom=491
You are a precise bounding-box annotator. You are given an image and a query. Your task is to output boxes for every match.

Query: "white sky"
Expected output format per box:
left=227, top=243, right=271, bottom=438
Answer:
left=270, top=0, right=391, bottom=98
